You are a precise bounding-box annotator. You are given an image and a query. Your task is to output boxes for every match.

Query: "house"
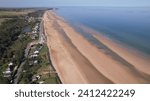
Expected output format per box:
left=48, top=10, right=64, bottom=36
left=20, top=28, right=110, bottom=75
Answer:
left=32, top=75, right=41, bottom=82
left=36, top=75, right=41, bottom=79
left=3, top=68, right=12, bottom=77
left=34, top=50, right=39, bottom=54
left=32, top=76, right=37, bottom=82
left=30, top=54, right=38, bottom=58
left=38, top=81, right=44, bottom=84
left=34, top=60, right=38, bottom=64
left=29, top=61, right=33, bottom=66
left=8, top=62, right=14, bottom=71
left=28, top=17, right=35, bottom=23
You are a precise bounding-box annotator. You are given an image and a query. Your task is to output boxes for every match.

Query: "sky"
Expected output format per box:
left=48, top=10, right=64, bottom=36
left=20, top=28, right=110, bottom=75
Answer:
left=0, top=0, right=150, bottom=7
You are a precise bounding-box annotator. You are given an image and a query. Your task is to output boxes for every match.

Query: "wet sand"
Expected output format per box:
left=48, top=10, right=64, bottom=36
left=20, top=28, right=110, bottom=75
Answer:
left=79, top=25, right=150, bottom=79
left=43, top=11, right=150, bottom=84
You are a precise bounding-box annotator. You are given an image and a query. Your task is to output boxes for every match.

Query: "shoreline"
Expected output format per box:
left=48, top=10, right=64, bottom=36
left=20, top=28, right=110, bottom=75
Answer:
left=78, top=25, right=150, bottom=75
left=80, top=25, right=150, bottom=57
left=43, top=10, right=150, bottom=84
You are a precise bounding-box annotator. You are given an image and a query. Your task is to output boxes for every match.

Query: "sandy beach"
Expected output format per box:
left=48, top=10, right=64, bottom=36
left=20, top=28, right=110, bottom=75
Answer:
left=79, top=25, right=150, bottom=80
left=43, top=11, right=150, bottom=84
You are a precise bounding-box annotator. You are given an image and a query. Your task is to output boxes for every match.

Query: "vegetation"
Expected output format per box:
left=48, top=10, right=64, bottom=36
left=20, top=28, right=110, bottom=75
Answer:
left=0, top=18, right=32, bottom=83
left=0, top=8, right=60, bottom=84
left=0, top=8, right=36, bottom=18
left=0, top=19, right=27, bottom=63
left=28, top=10, right=45, bottom=17
left=0, top=8, right=35, bottom=83
left=19, top=45, right=61, bottom=84
left=0, top=19, right=5, bottom=25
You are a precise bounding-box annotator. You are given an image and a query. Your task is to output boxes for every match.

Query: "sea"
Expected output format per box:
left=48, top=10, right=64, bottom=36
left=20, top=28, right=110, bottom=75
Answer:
left=55, top=6, right=150, bottom=56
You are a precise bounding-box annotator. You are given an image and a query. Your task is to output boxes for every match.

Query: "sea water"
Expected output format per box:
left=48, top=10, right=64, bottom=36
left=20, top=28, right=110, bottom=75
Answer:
left=55, top=6, right=150, bottom=55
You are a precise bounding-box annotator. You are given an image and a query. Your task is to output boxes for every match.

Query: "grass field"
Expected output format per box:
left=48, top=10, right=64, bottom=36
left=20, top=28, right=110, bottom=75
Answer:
left=0, top=9, right=35, bottom=25
left=0, top=10, right=35, bottom=17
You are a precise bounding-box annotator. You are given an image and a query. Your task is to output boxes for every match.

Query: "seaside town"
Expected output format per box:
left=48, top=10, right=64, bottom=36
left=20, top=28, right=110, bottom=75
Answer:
left=0, top=7, right=150, bottom=84
left=0, top=8, right=61, bottom=84
left=0, top=0, right=150, bottom=100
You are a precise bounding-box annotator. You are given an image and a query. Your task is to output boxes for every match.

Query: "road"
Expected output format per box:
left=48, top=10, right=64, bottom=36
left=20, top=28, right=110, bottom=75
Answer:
left=39, top=17, right=47, bottom=44
left=13, top=15, right=46, bottom=84
left=13, top=41, right=38, bottom=84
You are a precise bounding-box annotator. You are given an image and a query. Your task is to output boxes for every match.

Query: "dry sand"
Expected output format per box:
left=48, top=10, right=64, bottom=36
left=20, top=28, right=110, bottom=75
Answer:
left=43, top=11, right=150, bottom=84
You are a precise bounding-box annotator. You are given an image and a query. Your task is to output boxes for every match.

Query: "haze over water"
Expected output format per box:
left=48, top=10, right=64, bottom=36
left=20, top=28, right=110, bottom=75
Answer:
left=55, top=7, right=150, bottom=56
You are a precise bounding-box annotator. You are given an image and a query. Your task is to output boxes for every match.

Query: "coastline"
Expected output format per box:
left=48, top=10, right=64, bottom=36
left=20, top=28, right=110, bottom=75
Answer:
left=43, top=10, right=150, bottom=84
left=78, top=25, right=150, bottom=76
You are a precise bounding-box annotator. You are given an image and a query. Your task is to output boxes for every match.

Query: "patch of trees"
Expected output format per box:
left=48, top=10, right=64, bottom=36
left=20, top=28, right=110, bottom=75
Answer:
left=27, top=10, right=46, bottom=17
left=0, top=18, right=32, bottom=83
left=0, top=19, right=28, bottom=65
left=0, top=8, right=52, bottom=12
left=0, top=8, right=35, bottom=12
left=0, top=15, right=19, bottom=18
left=0, top=9, right=47, bottom=83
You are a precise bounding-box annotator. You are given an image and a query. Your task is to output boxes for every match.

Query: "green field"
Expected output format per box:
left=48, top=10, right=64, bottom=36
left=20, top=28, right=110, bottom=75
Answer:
left=0, top=10, right=35, bottom=17
left=0, top=10, right=34, bottom=25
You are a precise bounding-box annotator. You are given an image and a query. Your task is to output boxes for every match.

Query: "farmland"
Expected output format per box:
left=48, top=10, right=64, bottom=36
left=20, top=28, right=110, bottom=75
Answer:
left=0, top=9, right=35, bottom=17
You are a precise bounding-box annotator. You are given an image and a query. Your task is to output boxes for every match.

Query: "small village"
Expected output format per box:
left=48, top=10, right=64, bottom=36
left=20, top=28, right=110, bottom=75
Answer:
left=2, top=14, right=61, bottom=84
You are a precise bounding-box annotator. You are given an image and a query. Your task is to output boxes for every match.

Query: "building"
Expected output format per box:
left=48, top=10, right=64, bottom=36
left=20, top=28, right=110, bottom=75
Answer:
left=3, top=68, right=12, bottom=77
left=8, top=62, right=14, bottom=71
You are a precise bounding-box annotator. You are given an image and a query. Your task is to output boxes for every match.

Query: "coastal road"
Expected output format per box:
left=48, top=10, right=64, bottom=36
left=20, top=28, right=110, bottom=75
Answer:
left=13, top=18, right=45, bottom=84
left=13, top=41, right=39, bottom=84
left=39, top=15, right=47, bottom=44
